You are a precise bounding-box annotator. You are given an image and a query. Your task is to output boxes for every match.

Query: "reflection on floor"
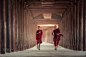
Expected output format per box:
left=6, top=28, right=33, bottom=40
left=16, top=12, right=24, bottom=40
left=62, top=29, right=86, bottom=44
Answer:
left=0, top=42, right=86, bottom=57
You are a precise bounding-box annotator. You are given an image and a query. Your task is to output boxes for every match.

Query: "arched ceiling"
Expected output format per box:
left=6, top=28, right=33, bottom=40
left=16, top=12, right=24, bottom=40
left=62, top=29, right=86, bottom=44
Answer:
left=25, top=0, right=71, bottom=24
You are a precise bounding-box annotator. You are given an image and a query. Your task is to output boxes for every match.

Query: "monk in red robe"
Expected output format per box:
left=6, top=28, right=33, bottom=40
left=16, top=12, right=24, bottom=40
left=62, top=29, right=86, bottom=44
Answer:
left=36, top=26, right=43, bottom=50
left=52, top=26, right=63, bottom=50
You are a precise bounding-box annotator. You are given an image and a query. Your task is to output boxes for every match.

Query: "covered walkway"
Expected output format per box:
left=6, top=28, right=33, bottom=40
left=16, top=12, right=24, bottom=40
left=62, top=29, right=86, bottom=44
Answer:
left=0, top=42, right=86, bottom=57
left=0, top=0, right=86, bottom=56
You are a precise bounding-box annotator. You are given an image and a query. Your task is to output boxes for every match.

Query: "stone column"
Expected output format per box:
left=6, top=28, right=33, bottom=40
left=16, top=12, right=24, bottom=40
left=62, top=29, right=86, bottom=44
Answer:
left=84, top=0, right=86, bottom=51
left=13, top=0, right=16, bottom=51
left=0, top=0, right=1, bottom=53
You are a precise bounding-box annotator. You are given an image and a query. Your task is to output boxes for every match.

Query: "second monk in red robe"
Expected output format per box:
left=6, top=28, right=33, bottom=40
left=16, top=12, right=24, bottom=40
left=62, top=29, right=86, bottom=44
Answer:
left=52, top=26, right=63, bottom=50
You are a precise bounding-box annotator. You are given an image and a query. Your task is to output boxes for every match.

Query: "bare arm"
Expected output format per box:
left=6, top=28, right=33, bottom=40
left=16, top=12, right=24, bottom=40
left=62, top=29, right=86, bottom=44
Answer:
left=57, top=33, right=61, bottom=35
left=57, top=29, right=60, bottom=35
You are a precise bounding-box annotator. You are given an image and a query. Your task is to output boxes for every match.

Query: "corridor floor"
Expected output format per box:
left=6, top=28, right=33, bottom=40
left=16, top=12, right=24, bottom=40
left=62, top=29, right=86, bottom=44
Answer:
left=0, top=42, right=86, bottom=57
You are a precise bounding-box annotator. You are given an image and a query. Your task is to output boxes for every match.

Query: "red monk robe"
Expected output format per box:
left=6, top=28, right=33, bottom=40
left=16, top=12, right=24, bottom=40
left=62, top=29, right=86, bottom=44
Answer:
left=53, top=28, right=63, bottom=46
left=36, top=30, right=43, bottom=44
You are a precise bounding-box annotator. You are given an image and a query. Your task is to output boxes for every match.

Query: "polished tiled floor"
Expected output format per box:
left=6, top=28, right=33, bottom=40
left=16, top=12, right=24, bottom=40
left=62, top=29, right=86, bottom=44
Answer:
left=0, top=42, right=86, bottom=57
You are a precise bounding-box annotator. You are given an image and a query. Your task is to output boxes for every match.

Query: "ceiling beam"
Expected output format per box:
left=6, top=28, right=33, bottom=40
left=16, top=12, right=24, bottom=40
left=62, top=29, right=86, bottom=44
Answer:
left=31, top=9, right=66, bottom=13
left=28, top=5, right=68, bottom=9
left=33, top=19, right=61, bottom=20
left=36, top=21, right=60, bottom=24
left=34, top=19, right=61, bottom=24
left=26, top=1, right=71, bottom=4
left=27, top=3, right=69, bottom=6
